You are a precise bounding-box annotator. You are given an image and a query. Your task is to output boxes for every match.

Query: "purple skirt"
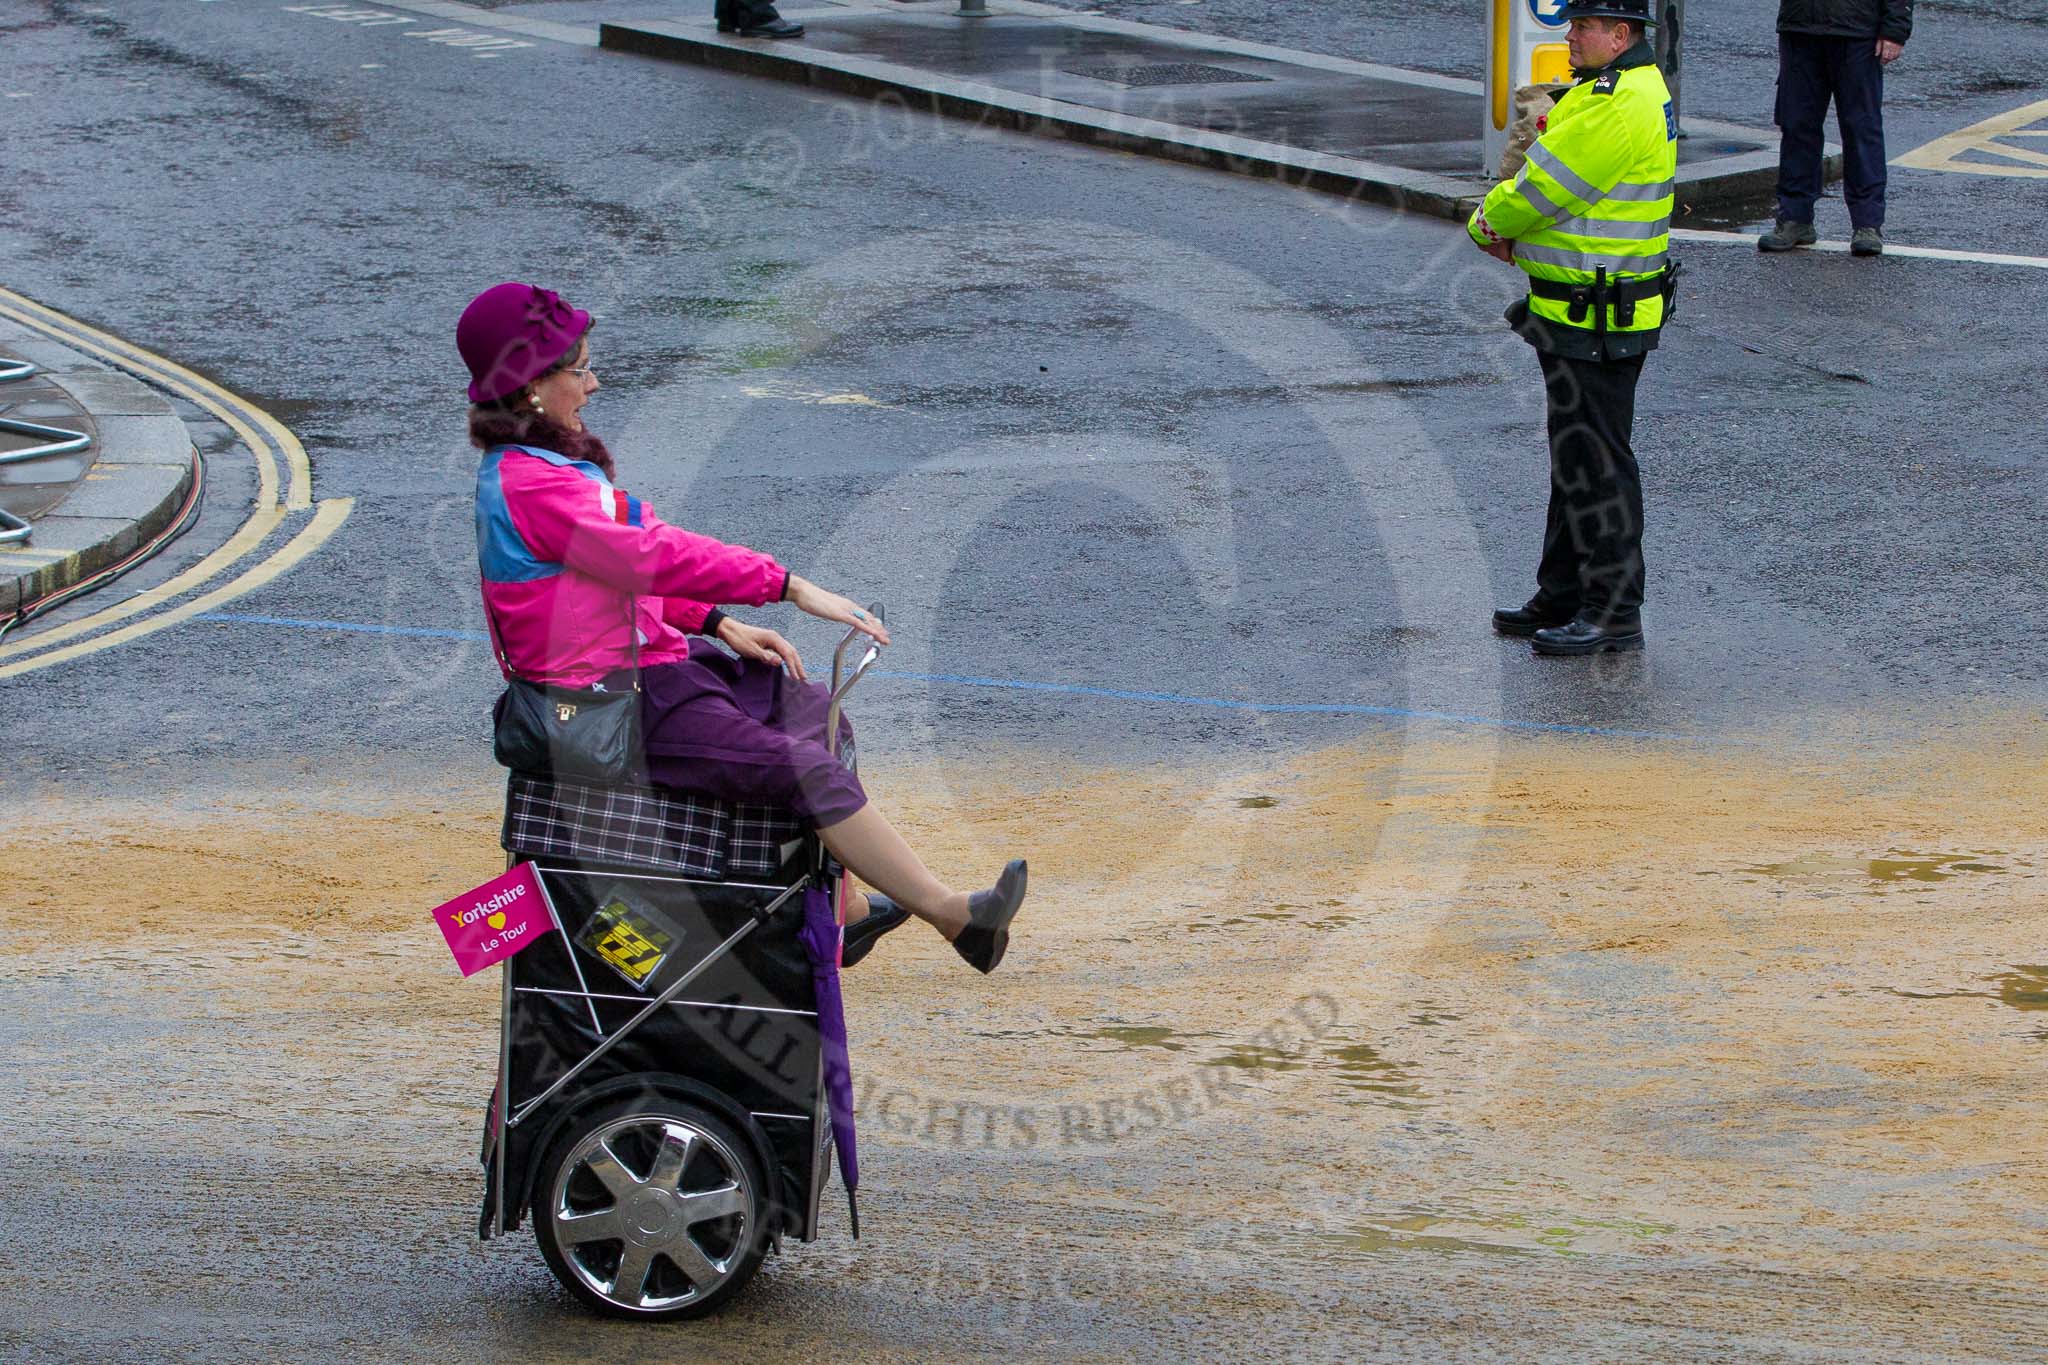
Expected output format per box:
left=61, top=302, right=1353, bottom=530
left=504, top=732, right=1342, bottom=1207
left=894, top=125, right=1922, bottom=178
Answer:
left=638, top=639, right=868, bottom=827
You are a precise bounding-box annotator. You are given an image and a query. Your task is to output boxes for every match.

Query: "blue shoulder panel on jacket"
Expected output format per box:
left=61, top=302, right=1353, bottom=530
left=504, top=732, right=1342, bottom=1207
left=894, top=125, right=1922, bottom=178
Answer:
left=476, top=447, right=562, bottom=584
left=506, top=443, right=608, bottom=482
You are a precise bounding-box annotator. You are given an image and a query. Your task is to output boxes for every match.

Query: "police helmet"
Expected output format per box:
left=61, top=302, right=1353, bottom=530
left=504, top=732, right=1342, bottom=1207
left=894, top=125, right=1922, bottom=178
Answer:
left=1558, top=0, right=1660, bottom=24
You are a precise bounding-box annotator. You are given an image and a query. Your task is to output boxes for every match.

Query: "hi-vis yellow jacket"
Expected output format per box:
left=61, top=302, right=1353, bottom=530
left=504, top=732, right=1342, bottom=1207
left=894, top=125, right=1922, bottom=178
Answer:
left=1468, top=42, right=1677, bottom=340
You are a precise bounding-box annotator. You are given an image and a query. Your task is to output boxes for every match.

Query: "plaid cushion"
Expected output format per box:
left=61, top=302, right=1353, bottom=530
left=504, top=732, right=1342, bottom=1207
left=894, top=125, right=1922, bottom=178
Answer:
left=502, top=772, right=807, bottom=880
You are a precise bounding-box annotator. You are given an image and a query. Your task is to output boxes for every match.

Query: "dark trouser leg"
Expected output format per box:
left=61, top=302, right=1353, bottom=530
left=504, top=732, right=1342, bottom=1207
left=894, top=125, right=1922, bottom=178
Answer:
left=1774, top=33, right=1832, bottom=225
left=1538, top=350, right=1647, bottom=626
left=1831, top=37, right=1889, bottom=228
left=1534, top=352, right=1586, bottom=611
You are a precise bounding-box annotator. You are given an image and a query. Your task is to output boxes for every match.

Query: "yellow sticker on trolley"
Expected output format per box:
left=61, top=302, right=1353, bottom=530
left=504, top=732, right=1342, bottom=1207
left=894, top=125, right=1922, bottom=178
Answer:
left=577, top=895, right=677, bottom=990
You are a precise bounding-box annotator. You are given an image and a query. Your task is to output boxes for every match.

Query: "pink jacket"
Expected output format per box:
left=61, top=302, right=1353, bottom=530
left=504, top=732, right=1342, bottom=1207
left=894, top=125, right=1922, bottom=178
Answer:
left=476, top=444, right=788, bottom=687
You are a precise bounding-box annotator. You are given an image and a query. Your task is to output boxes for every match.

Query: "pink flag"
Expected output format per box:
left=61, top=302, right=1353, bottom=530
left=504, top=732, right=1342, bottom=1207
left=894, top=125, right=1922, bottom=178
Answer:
left=433, top=862, right=555, bottom=976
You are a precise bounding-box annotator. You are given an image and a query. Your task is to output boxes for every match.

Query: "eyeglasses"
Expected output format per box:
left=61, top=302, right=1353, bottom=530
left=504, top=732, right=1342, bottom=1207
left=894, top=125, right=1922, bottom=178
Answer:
left=559, top=363, right=596, bottom=380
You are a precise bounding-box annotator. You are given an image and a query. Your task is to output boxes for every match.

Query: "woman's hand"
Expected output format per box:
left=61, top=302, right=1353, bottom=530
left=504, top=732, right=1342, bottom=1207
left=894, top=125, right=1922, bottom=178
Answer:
left=783, top=575, right=891, bottom=646
left=717, top=616, right=808, bottom=681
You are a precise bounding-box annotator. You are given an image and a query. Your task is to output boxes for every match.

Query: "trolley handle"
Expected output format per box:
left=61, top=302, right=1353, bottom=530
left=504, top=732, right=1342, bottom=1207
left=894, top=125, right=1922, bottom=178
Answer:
left=825, top=603, right=884, bottom=759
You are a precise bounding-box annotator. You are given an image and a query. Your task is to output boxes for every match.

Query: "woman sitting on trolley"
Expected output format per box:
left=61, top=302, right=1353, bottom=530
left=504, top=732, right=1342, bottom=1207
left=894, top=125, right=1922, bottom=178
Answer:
left=459, top=282, right=1026, bottom=973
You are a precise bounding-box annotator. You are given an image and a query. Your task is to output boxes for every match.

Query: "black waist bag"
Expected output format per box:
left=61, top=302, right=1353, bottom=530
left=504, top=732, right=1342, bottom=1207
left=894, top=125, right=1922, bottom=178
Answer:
left=493, top=678, right=644, bottom=784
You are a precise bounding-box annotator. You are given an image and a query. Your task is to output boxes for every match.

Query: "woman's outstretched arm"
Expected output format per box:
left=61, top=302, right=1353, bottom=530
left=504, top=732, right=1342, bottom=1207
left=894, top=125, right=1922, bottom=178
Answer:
left=500, top=454, right=786, bottom=607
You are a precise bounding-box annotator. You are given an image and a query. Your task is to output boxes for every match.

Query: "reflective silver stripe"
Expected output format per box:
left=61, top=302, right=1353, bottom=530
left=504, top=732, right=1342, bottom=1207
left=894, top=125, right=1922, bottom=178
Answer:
left=1516, top=243, right=1669, bottom=273
left=1607, top=179, right=1675, bottom=202
left=1549, top=215, right=1670, bottom=241
left=1525, top=142, right=1603, bottom=206
left=1520, top=178, right=1566, bottom=222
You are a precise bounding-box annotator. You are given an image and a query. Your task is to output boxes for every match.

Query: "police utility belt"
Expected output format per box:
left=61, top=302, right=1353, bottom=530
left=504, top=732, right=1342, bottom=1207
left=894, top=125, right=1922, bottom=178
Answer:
left=1527, top=260, right=1682, bottom=330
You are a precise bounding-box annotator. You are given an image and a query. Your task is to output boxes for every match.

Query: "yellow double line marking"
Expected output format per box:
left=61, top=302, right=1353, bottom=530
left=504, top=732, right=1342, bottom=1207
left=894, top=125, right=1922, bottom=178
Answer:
left=0, top=286, right=354, bottom=679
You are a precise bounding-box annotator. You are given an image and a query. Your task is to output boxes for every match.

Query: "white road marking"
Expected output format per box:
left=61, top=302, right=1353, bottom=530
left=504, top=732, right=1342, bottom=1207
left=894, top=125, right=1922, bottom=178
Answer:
left=1894, top=97, right=2048, bottom=179
left=739, top=383, right=901, bottom=409
left=1670, top=227, right=2048, bottom=270
left=278, top=3, right=534, bottom=57
left=332, top=0, right=596, bottom=47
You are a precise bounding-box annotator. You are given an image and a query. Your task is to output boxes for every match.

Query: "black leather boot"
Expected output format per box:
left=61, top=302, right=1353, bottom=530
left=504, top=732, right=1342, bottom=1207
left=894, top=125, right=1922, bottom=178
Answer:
left=717, top=4, right=805, bottom=37
left=1492, top=597, right=1578, bottom=637
left=1530, top=613, right=1645, bottom=656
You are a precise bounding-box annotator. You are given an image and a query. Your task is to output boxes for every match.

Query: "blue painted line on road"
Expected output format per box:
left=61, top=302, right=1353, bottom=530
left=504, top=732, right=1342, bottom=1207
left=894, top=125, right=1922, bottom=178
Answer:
left=195, top=611, right=1708, bottom=742
left=871, top=669, right=1704, bottom=741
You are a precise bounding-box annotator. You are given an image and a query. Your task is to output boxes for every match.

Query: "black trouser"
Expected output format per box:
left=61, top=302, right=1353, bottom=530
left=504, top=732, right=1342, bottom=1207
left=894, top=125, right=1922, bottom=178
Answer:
left=717, top=0, right=782, bottom=22
left=1534, top=349, right=1646, bottom=626
left=1775, top=32, right=1888, bottom=229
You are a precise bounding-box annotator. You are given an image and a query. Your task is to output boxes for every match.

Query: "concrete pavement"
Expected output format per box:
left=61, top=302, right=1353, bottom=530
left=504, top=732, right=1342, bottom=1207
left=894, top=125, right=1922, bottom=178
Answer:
left=600, top=0, right=1829, bottom=220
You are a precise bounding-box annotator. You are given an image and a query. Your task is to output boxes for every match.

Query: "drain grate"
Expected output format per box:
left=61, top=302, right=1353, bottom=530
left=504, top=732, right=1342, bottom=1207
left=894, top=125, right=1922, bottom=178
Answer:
left=1065, top=62, right=1273, bottom=89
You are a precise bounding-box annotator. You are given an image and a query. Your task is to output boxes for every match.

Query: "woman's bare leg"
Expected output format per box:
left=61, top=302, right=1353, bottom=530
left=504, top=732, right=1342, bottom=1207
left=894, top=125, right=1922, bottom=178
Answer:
left=818, top=804, right=970, bottom=939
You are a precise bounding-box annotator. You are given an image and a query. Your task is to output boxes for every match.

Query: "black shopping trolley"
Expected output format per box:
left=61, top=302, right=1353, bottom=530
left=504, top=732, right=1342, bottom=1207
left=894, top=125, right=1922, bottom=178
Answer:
left=478, top=620, right=881, bottom=1320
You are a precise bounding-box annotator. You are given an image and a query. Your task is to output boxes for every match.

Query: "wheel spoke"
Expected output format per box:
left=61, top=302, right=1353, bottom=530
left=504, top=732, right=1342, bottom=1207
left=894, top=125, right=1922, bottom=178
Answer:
left=583, top=1138, right=642, bottom=1198
left=611, top=1243, right=654, bottom=1306
left=661, top=1233, right=728, bottom=1288
left=554, top=1207, right=624, bottom=1246
left=678, top=1182, right=747, bottom=1227
left=646, top=1125, right=697, bottom=1193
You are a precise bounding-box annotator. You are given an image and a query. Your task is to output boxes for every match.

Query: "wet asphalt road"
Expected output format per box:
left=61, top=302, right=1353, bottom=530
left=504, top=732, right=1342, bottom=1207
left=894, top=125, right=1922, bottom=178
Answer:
left=0, top=0, right=2045, bottom=1359
left=0, top=0, right=2043, bottom=785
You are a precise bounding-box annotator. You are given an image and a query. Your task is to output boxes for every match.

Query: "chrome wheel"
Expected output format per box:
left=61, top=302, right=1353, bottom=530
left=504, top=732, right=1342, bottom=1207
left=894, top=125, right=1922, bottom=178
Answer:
left=545, top=1112, right=759, bottom=1314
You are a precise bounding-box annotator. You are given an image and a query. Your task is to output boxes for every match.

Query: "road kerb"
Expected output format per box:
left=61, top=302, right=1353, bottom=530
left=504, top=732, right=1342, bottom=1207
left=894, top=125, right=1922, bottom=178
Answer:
left=599, top=1, right=1831, bottom=222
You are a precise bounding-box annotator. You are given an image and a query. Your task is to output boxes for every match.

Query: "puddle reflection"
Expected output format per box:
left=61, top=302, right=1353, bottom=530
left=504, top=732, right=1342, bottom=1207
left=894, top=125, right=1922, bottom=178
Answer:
left=1739, top=850, right=2020, bottom=885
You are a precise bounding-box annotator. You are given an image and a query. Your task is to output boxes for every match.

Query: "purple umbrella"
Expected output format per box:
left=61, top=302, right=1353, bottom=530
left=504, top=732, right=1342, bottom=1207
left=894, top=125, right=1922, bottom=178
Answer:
left=798, top=881, right=859, bottom=1236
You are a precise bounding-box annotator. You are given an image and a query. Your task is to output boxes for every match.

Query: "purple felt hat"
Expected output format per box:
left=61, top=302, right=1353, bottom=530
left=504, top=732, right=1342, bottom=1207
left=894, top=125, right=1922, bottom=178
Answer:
left=456, top=282, right=591, bottom=404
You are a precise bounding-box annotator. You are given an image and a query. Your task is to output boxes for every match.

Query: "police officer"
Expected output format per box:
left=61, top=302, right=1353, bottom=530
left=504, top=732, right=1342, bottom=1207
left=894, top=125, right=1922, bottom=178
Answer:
left=1471, top=0, right=1678, bottom=656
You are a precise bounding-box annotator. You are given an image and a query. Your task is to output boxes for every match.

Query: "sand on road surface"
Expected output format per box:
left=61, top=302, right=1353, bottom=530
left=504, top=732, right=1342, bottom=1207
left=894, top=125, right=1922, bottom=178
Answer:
left=2, top=714, right=2043, bottom=1359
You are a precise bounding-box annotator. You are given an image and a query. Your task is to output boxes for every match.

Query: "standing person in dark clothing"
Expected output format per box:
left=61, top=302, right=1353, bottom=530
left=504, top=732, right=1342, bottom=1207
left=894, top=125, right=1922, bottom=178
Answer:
left=1759, top=0, right=1912, bottom=257
left=716, top=0, right=804, bottom=39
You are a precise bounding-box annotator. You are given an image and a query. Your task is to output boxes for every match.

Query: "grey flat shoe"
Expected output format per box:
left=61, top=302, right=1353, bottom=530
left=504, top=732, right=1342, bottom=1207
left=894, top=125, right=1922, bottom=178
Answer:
left=1851, top=227, right=1884, bottom=257
left=953, top=860, right=1027, bottom=975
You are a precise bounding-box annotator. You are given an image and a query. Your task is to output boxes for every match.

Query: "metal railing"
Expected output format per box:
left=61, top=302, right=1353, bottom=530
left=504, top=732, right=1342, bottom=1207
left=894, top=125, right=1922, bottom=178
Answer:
left=0, top=357, right=95, bottom=546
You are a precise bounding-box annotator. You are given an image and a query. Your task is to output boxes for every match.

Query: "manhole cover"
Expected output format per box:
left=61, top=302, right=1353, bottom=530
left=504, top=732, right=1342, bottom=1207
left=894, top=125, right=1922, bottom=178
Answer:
left=1065, top=62, right=1273, bottom=89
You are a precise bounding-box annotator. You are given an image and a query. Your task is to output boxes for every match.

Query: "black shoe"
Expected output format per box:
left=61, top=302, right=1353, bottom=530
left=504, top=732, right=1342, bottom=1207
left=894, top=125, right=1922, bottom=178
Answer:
left=841, top=896, right=910, bottom=969
left=1492, top=597, right=1578, bottom=637
left=953, top=860, right=1027, bottom=975
left=1757, top=219, right=1817, bottom=252
left=718, top=15, right=804, bottom=36
left=1531, top=614, right=1645, bottom=656
left=1850, top=227, right=1883, bottom=257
